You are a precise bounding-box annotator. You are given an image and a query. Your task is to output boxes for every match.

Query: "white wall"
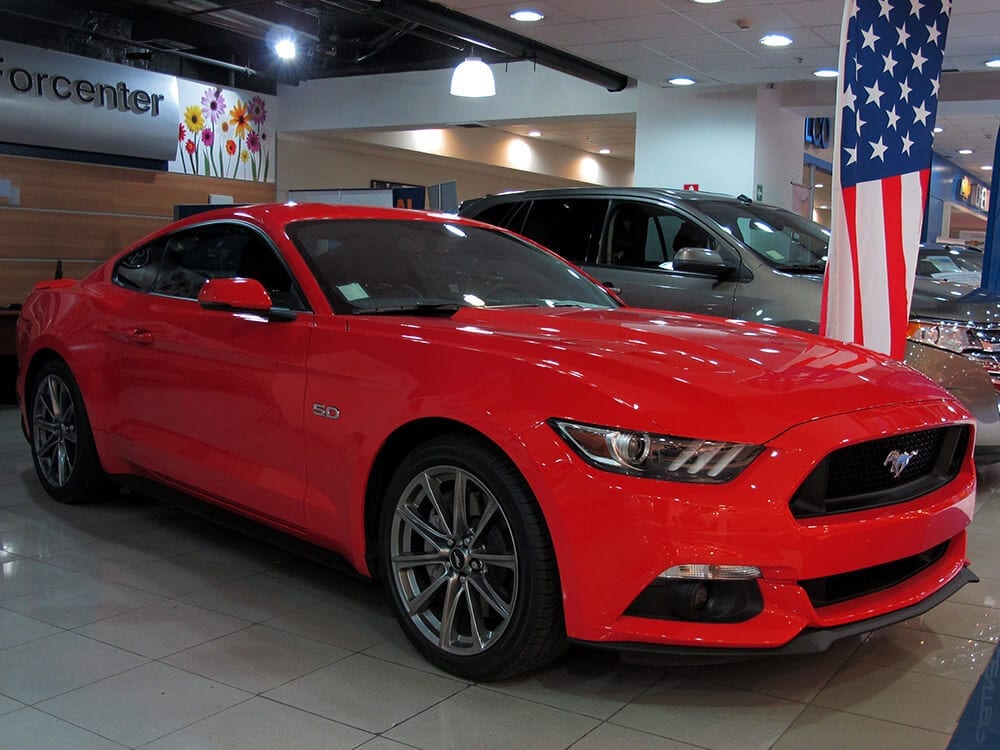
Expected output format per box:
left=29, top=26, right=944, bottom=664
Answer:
left=754, top=85, right=806, bottom=207
left=633, top=83, right=758, bottom=196
left=279, top=61, right=637, bottom=132
left=276, top=134, right=597, bottom=203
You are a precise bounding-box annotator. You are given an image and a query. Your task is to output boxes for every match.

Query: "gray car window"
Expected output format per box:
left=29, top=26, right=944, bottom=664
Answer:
left=607, top=202, right=715, bottom=268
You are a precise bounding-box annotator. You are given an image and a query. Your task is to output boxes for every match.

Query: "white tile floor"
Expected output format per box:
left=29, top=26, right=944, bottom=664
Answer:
left=0, top=404, right=997, bottom=749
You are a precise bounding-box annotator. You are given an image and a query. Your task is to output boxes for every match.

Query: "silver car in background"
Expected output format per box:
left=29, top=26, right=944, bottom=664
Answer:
left=461, top=187, right=1000, bottom=462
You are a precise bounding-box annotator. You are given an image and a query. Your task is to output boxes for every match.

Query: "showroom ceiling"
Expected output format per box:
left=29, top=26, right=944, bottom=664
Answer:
left=0, top=0, right=997, bottom=175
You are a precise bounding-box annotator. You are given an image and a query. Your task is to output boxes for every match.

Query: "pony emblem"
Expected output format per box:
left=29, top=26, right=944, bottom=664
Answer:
left=884, top=449, right=918, bottom=479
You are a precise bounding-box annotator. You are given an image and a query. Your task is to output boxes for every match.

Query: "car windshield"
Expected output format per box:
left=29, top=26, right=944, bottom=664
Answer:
left=696, top=201, right=831, bottom=271
left=917, top=247, right=983, bottom=285
left=287, top=218, right=619, bottom=313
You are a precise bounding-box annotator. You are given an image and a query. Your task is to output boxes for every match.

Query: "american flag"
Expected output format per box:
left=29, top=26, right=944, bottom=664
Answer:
left=820, top=0, right=951, bottom=358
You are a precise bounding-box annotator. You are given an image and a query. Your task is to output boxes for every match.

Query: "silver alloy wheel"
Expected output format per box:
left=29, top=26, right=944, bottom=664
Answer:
left=31, top=373, right=78, bottom=488
left=389, top=464, right=518, bottom=655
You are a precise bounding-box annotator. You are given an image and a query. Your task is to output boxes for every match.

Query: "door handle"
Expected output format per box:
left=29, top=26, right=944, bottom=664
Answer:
left=125, top=328, right=154, bottom=345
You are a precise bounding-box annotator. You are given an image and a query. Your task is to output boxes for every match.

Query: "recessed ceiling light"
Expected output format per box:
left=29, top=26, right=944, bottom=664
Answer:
left=668, top=76, right=696, bottom=86
left=986, top=58, right=1000, bottom=68
left=818, top=204, right=830, bottom=210
left=814, top=183, right=825, bottom=189
left=983, top=166, right=994, bottom=171
left=759, top=34, right=793, bottom=47
left=527, top=130, right=542, bottom=137
left=958, top=148, right=974, bottom=155
left=599, top=148, right=612, bottom=155
left=933, top=126, right=943, bottom=133
left=813, top=68, right=838, bottom=78
left=510, top=9, right=544, bottom=22
left=690, top=0, right=726, bottom=4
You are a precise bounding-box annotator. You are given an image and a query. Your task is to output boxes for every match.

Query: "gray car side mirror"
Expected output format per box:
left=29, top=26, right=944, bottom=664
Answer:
left=672, top=247, right=737, bottom=278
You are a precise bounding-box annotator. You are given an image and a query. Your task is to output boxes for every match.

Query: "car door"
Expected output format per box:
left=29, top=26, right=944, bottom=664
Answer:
left=593, top=200, right=740, bottom=317
left=107, top=221, right=312, bottom=527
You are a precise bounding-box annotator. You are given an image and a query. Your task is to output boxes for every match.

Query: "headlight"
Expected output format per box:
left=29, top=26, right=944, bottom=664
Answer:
left=549, top=419, right=762, bottom=483
left=907, top=320, right=981, bottom=353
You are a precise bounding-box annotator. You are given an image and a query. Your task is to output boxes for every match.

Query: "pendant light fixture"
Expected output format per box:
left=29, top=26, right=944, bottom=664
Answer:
left=450, top=55, right=496, bottom=97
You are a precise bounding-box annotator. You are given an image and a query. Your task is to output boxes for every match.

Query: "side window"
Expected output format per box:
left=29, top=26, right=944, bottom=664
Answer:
left=607, top=202, right=715, bottom=268
left=469, top=201, right=529, bottom=232
left=114, top=223, right=307, bottom=309
left=519, top=198, right=606, bottom=263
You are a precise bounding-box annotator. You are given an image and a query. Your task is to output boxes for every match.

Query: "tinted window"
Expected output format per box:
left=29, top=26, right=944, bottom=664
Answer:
left=113, top=223, right=307, bottom=309
left=519, top=199, right=606, bottom=263
left=468, top=201, right=529, bottom=231
left=288, top=219, right=617, bottom=313
left=606, top=201, right=715, bottom=268
left=697, top=201, right=829, bottom=269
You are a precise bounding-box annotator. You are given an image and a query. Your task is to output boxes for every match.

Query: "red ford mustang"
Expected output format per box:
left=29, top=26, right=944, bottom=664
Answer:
left=15, top=203, right=978, bottom=680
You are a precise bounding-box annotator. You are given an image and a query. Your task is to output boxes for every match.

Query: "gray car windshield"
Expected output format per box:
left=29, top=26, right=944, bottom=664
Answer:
left=288, top=218, right=619, bottom=313
left=697, top=201, right=831, bottom=272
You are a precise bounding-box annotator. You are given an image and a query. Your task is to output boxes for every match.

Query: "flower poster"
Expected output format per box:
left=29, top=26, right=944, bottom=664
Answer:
left=169, top=80, right=276, bottom=182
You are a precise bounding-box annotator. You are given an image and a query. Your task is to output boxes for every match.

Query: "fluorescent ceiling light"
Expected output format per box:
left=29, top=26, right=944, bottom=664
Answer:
left=984, top=166, right=994, bottom=171
left=760, top=34, right=793, bottom=47
left=986, top=58, right=1000, bottom=68
left=958, top=148, right=974, bottom=155
left=690, top=0, right=726, bottom=4
left=814, top=183, right=825, bottom=189
left=528, top=130, right=542, bottom=137
left=668, top=77, right=696, bottom=86
left=450, top=57, right=496, bottom=97
left=813, top=68, right=838, bottom=78
left=933, top=126, right=943, bottom=133
left=598, top=148, right=612, bottom=155
left=510, top=9, right=544, bottom=22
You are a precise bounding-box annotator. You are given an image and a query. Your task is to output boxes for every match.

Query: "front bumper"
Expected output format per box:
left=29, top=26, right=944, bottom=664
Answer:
left=578, top=565, right=978, bottom=663
left=514, top=398, right=977, bottom=651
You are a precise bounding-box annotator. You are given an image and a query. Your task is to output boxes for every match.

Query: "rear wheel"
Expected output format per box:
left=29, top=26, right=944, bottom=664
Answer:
left=379, top=435, right=565, bottom=680
left=28, top=360, right=108, bottom=504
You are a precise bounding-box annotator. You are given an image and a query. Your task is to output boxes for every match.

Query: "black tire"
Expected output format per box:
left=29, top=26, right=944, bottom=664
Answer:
left=379, top=434, right=566, bottom=680
left=27, top=360, right=109, bottom=504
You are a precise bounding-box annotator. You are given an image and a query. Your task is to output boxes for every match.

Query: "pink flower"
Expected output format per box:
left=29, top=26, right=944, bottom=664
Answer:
left=246, top=131, right=260, bottom=154
left=201, top=88, right=227, bottom=125
left=247, top=96, right=267, bottom=125
left=201, top=129, right=215, bottom=148
left=178, top=123, right=185, bottom=142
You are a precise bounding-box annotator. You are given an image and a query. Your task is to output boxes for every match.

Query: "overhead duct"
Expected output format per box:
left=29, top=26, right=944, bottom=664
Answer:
left=363, top=0, right=631, bottom=92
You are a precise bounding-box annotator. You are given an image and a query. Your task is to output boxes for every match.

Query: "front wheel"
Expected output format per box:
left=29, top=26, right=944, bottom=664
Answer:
left=379, top=435, right=565, bottom=680
left=28, top=360, right=108, bottom=504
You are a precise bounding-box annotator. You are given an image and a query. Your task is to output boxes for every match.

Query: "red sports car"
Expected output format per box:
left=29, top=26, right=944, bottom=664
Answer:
left=15, top=203, right=978, bottom=680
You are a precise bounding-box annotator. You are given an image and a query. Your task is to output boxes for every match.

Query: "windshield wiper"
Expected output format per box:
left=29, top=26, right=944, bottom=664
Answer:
left=777, top=263, right=826, bottom=274
left=352, top=301, right=464, bottom=316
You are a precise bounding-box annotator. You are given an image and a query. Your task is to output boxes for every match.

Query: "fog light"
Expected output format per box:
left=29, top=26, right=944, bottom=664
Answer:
left=659, top=564, right=761, bottom=580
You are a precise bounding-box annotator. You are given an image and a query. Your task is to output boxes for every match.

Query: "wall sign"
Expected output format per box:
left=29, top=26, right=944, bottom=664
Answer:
left=0, top=40, right=179, bottom=161
left=958, top=175, right=990, bottom=213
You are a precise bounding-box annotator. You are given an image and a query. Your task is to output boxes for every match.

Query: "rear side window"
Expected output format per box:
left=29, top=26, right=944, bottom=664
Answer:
left=113, top=222, right=307, bottom=309
left=519, top=199, right=607, bottom=264
left=606, top=201, right=716, bottom=268
left=468, top=201, right=529, bottom=231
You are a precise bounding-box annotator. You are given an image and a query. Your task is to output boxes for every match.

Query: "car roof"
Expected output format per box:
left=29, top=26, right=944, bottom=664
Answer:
left=460, top=186, right=756, bottom=211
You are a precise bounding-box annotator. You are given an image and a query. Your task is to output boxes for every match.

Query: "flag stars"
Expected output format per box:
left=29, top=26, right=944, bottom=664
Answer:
left=877, top=0, right=892, bottom=19
left=899, top=77, right=912, bottom=102
left=931, top=75, right=940, bottom=96
left=870, top=136, right=888, bottom=162
left=842, top=84, right=857, bottom=112
left=926, top=21, right=941, bottom=45
left=896, top=24, right=911, bottom=48
left=864, top=80, right=885, bottom=107
left=911, top=47, right=928, bottom=73
left=909, top=0, right=924, bottom=18
left=901, top=132, right=914, bottom=156
left=913, top=100, right=930, bottom=125
left=845, top=145, right=858, bottom=166
left=886, top=105, right=900, bottom=130
left=861, top=25, right=880, bottom=51
left=882, top=51, right=898, bottom=75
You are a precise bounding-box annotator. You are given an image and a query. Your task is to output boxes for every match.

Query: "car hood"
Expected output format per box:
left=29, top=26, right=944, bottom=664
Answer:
left=910, top=280, right=1000, bottom=326
left=428, top=306, right=962, bottom=443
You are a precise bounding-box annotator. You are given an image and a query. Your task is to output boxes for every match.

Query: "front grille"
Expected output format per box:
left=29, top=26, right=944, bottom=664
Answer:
left=968, top=326, right=1000, bottom=381
left=799, top=541, right=949, bottom=608
left=789, top=425, right=969, bottom=518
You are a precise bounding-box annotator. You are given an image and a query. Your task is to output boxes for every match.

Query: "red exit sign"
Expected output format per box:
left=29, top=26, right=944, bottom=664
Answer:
left=683, top=183, right=699, bottom=191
